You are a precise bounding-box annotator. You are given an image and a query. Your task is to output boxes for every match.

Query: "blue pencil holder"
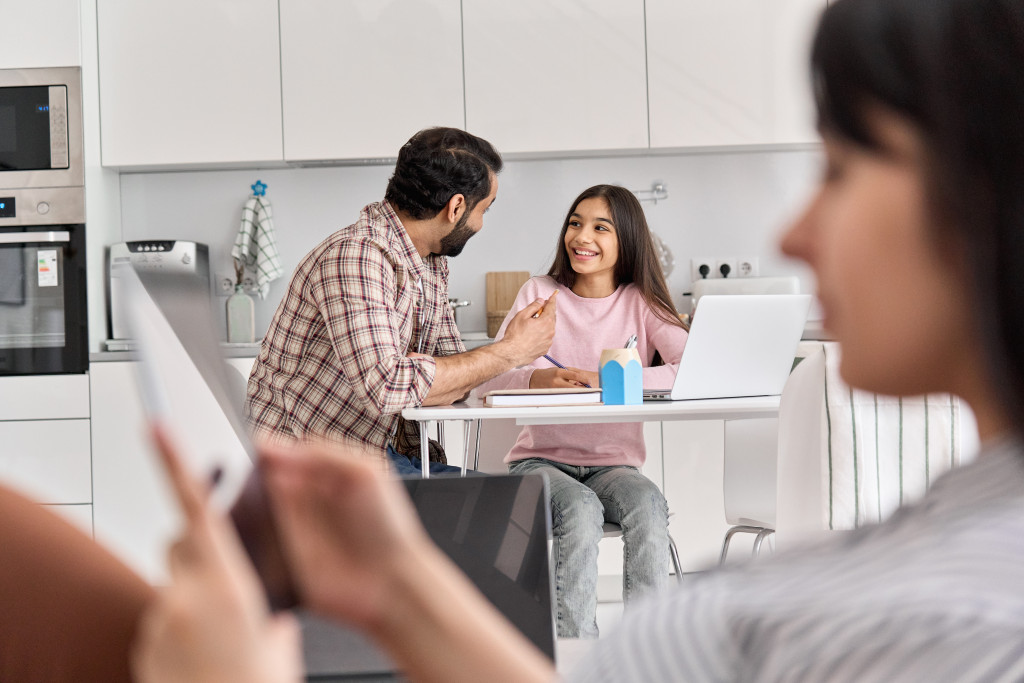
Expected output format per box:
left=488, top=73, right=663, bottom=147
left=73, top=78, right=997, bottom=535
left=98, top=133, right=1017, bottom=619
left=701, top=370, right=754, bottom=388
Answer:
left=599, top=348, right=643, bottom=405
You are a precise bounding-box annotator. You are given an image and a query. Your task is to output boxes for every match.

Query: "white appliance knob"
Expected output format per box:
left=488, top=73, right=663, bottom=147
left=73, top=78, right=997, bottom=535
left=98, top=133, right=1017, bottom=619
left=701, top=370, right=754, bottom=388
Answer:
left=36, top=202, right=50, bottom=215
left=181, top=253, right=192, bottom=265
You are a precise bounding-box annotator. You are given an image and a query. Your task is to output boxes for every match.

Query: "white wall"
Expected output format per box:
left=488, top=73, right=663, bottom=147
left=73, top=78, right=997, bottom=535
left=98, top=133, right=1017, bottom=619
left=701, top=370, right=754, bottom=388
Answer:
left=117, top=147, right=820, bottom=340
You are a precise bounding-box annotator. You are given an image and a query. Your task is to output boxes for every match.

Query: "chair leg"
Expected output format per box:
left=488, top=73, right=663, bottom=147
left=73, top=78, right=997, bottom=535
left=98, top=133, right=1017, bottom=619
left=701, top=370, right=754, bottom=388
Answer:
left=720, top=525, right=769, bottom=565
left=752, top=528, right=775, bottom=558
left=668, top=533, right=683, bottom=585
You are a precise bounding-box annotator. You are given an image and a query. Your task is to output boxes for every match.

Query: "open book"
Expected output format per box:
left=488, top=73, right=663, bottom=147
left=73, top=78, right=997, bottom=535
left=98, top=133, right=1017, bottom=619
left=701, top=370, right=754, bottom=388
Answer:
left=483, top=387, right=603, bottom=408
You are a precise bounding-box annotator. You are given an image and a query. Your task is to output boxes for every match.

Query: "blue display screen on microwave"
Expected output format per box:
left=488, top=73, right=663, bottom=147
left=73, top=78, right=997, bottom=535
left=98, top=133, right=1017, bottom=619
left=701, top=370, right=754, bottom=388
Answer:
left=0, top=197, right=14, bottom=218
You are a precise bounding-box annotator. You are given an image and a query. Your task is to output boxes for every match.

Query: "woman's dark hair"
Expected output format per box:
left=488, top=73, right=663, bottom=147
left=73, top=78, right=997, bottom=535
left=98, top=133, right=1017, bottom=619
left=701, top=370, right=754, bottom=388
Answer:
left=384, top=127, right=503, bottom=220
left=547, top=184, right=684, bottom=329
left=812, top=0, right=1024, bottom=429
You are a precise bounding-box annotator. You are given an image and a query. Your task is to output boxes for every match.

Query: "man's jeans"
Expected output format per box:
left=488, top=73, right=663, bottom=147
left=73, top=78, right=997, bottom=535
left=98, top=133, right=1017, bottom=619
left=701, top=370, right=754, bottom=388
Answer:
left=509, top=458, right=670, bottom=638
left=385, top=445, right=467, bottom=477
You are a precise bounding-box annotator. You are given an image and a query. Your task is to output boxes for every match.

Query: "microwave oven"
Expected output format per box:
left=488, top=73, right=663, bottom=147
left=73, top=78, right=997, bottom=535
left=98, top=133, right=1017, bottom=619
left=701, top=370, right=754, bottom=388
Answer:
left=0, top=66, right=84, bottom=191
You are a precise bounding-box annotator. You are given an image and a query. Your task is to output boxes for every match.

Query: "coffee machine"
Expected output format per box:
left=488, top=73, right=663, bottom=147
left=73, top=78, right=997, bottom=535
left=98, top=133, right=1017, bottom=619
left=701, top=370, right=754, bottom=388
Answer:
left=106, top=240, right=210, bottom=348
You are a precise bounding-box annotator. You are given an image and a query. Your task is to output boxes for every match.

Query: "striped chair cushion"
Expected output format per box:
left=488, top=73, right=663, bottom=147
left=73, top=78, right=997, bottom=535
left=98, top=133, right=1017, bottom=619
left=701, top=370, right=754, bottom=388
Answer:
left=814, top=342, right=971, bottom=529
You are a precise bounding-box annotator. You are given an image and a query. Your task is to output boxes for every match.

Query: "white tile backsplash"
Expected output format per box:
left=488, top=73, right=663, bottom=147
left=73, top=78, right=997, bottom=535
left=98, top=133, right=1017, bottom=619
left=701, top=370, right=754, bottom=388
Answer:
left=116, top=147, right=821, bottom=341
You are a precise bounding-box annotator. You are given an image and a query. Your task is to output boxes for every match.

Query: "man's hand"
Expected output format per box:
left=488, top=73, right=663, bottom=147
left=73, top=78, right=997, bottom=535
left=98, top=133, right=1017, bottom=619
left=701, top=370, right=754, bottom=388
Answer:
left=529, top=367, right=599, bottom=389
left=498, top=291, right=557, bottom=367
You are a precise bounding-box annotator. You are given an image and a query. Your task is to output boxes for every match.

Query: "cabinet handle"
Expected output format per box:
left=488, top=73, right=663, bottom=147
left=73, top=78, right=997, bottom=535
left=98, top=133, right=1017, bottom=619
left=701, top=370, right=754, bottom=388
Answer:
left=0, top=231, right=71, bottom=245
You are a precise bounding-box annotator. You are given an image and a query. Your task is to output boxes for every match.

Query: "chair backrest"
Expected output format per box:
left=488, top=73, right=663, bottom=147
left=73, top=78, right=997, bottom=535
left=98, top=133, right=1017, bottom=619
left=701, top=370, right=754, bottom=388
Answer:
left=775, top=342, right=979, bottom=549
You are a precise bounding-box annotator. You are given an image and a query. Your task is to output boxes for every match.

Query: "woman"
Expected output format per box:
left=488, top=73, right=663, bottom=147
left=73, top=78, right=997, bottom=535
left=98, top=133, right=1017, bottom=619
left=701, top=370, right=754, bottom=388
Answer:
left=474, top=184, right=687, bottom=638
left=135, top=0, right=1024, bottom=680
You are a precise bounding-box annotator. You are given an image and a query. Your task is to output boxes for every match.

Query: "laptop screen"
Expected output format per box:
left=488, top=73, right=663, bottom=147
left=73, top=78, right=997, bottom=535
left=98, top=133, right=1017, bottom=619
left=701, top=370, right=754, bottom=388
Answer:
left=302, top=473, right=556, bottom=678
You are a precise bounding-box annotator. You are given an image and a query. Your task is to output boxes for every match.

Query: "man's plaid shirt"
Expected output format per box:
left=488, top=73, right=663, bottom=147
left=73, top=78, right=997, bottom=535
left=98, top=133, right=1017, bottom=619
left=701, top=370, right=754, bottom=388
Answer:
left=245, top=200, right=465, bottom=461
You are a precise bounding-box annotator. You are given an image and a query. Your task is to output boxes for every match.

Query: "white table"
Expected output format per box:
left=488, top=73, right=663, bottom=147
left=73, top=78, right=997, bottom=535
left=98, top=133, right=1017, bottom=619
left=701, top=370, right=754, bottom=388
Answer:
left=402, top=396, right=781, bottom=476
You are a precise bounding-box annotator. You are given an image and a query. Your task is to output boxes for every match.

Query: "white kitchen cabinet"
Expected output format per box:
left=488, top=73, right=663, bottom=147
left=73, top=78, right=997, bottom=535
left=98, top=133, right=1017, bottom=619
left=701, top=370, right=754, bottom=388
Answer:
left=661, top=419, right=730, bottom=572
left=646, top=0, right=824, bottom=148
left=96, top=0, right=283, bottom=168
left=45, top=503, right=94, bottom=536
left=90, top=360, right=180, bottom=581
left=0, top=419, right=92, bottom=504
left=462, top=0, right=648, bottom=155
left=0, top=0, right=81, bottom=69
left=280, top=0, right=465, bottom=161
left=0, top=374, right=90, bottom=420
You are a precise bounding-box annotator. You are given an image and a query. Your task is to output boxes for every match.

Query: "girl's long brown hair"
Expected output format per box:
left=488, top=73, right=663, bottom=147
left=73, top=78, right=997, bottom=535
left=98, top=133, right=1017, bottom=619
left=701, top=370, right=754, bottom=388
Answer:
left=547, top=184, right=684, bottom=329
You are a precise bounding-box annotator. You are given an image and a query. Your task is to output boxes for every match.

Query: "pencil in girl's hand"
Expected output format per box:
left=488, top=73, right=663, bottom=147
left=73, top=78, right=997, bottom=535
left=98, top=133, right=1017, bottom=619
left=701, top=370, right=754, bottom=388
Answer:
left=543, top=354, right=592, bottom=388
left=544, top=354, right=567, bottom=369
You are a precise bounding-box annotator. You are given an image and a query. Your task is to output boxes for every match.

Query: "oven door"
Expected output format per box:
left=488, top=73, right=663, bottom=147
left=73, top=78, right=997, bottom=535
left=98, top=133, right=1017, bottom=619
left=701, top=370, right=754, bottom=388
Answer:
left=0, top=224, right=87, bottom=374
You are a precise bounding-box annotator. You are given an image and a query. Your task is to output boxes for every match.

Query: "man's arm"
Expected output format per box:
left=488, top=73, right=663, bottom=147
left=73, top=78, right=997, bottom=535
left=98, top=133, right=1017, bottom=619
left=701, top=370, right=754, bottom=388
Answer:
left=419, top=293, right=557, bottom=406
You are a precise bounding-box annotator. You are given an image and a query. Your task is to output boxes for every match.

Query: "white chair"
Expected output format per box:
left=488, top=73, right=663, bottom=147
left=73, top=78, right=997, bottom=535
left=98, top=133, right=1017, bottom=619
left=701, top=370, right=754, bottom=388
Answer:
left=473, top=419, right=684, bottom=583
left=774, top=342, right=978, bottom=550
left=721, top=342, right=980, bottom=562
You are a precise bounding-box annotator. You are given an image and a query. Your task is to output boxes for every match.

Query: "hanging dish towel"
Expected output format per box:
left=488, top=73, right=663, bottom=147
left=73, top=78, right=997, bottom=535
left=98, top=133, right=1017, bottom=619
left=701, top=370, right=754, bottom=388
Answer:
left=232, top=195, right=283, bottom=299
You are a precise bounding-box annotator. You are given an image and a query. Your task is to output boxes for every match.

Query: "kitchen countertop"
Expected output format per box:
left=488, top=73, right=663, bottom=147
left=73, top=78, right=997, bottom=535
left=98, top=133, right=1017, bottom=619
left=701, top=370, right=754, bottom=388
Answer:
left=90, top=342, right=262, bottom=362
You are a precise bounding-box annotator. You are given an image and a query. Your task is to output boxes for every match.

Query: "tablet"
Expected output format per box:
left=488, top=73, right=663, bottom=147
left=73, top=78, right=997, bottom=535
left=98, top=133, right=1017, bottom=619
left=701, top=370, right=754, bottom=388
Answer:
left=115, top=264, right=298, bottom=609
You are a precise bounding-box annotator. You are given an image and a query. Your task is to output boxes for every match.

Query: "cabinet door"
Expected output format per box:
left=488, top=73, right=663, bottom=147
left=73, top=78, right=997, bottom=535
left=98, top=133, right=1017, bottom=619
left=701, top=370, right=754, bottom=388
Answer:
left=97, top=0, right=283, bottom=167
left=0, top=0, right=81, bottom=69
left=0, top=419, right=92, bottom=504
left=45, top=504, right=94, bottom=537
left=647, top=0, right=824, bottom=148
left=463, top=0, right=648, bottom=154
left=90, top=361, right=179, bottom=582
left=280, top=0, right=465, bottom=161
left=0, top=374, right=90, bottom=420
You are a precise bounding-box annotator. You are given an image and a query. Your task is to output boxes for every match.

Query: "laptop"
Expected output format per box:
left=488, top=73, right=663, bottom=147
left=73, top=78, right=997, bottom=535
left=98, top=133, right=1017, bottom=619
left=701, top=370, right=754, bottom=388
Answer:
left=644, top=294, right=812, bottom=401
left=115, top=266, right=557, bottom=678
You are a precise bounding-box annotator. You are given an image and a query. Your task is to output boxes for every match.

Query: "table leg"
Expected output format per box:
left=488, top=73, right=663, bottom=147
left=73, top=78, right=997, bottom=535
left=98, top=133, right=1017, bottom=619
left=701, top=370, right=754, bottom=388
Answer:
left=461, top=421, right=470, bottom=477
left=419, top=420, right=434, bottom=478
left=473, top=419, right=482, bottom=471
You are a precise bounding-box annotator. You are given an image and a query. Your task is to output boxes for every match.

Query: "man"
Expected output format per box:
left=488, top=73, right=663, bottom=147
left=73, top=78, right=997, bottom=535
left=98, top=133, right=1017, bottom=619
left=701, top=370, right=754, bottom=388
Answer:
left=246, top=127, right=556, bottom=474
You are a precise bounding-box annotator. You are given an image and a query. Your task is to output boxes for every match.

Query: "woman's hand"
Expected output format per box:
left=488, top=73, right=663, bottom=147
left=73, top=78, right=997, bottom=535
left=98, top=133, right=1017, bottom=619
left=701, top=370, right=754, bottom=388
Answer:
left=132, top=427, right=302, bottom=683
left=259, top=441, right=435, bottom=631
left=529, top=367, right=599, bottom=389
left=261, top=441, right=557, bottom=683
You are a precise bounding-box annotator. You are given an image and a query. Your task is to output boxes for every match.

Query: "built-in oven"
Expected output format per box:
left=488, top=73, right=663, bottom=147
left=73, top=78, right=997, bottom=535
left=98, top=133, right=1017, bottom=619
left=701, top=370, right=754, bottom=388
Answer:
left=0, top=190, right=87, bottom=374
left=0, top=66, right=87, bottom=375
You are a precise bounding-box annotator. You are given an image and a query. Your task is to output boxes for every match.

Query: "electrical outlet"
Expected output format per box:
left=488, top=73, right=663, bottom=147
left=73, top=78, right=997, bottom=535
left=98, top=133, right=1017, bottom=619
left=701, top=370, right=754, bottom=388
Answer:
left=716, top=258, right=737, bottom=279
left=241, top=276, right=259, bottom=295
left=736, top=256, right=760, bottom=277
left=690, top=257, right=714, bottom=283
left=214, top=272, right=236, bottom=296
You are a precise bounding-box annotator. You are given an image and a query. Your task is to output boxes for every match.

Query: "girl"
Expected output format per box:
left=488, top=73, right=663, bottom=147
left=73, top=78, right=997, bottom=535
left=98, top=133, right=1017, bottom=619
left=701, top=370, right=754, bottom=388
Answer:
left=475, top=184, right=688, bottom=638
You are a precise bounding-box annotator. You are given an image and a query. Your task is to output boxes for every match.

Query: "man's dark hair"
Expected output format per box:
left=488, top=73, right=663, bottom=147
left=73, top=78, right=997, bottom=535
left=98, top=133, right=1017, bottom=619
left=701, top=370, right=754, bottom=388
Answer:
left=385, top=127, right=503, bottom=220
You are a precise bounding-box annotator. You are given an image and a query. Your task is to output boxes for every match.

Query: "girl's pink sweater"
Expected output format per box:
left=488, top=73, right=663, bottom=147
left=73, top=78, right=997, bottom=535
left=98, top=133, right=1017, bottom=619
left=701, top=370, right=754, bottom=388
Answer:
left=474, top=276, right=688, bottom=467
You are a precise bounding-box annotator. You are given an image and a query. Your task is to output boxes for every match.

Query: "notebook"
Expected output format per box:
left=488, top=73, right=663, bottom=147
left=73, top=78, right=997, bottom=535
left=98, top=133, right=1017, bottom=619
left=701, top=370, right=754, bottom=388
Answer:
left=484, top=387, right=602, bottom=407
left=644, top=294, right=812, bottom=401
left=115, top=267, right=557, bottom=678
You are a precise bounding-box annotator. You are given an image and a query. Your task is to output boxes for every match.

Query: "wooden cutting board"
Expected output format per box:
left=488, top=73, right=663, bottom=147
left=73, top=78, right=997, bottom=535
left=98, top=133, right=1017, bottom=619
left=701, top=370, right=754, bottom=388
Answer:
left=486, top=271, right=531, bottom=337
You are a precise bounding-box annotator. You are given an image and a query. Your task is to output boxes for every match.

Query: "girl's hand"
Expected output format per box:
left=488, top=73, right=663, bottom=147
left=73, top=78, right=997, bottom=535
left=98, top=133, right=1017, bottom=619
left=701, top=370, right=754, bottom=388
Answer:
left=529, top=367, right=599, bottom=389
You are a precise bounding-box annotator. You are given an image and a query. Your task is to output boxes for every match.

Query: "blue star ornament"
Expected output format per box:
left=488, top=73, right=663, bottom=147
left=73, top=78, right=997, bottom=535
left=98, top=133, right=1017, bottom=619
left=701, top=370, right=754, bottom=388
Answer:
left=251, top=180, right=268, bottom=197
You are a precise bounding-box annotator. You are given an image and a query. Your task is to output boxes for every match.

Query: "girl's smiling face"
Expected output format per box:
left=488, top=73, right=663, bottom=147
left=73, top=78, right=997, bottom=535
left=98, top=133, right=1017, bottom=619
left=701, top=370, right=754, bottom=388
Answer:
left=564, top=197, right=620, bottom=284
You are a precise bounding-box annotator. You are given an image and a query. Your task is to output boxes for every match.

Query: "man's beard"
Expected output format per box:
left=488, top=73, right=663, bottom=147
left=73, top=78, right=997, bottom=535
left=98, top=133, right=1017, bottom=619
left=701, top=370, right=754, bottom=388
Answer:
left=438, top=211, right=475, bottom=257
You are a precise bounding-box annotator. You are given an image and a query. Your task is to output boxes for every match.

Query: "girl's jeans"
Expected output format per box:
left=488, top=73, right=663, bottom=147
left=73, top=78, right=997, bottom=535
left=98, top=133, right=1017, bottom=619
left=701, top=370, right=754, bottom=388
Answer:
left=508, top=458, right=670, bottom=638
